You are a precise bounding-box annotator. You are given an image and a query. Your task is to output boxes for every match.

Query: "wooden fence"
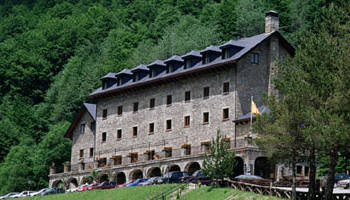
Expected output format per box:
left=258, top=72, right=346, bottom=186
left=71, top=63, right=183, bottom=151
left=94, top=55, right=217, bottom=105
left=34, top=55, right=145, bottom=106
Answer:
left=227, top=179, right=350, bottom=200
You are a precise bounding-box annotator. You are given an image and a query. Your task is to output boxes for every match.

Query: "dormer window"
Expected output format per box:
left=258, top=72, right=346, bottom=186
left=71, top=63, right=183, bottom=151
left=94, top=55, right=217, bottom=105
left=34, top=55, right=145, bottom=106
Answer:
left=150, top=69, right=156, bottom=78
left=222, top=48, right=230, bottom=59
left=166, top=64, right=173, bottom=73
left=102, top=81, right=108, bottom=90
left=185, top=59, right=191, bottom=69
left=203, top=54, right=210, bottom=64
left=117, top=78, right=122, bottom=86
left=133, top=73, right=139, bottom=82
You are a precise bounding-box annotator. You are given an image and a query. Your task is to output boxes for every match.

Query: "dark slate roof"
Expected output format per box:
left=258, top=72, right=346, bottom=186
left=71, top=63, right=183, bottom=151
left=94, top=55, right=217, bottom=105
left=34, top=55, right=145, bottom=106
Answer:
left=131, top=64, right=149, bottom=72
left=182, top=50, right=202, bottom=58
left=83, top=103, right=96, bottom=121
left=147, top=59, right=166, bottom=68
left=164, top=55, right=184, bottom=63
left=101, top=72, right=116, bottom=79
left=219, top=40, right=245, bottom=49
left=116, top=69, right=133, bottom=76
left=200, top=45, right=221, bottom=53
left=90, top=31, right=294, bottom=98
left=234, top=105, right=270, bottom=122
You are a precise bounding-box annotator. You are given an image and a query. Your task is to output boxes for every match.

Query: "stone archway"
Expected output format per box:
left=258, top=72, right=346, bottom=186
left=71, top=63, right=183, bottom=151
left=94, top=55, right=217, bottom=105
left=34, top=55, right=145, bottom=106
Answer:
left=116, top=172, right=126, bottom=185
left=185, top=162, right=201, bottom=175
left=52, top=180, right=63, bottom=188
left=99, top=174, right=109, bottom=182
left=168, top=164, right=181, bottom=172
left=233, top=157, right=244, bottom=177
left=80, top=176, right=93, bottom=185
left=147, top=167, right=162, bottom=177
left=129, top=169, right=143, bottom=180
left=68, top=178, right=78, bottom=188
left=254, top=157, right=275, bottom=179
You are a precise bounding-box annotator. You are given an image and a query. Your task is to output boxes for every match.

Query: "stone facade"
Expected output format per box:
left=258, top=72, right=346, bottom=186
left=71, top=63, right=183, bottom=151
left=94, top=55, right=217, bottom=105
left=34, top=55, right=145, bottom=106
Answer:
left=49, top=11, right=304, bottom=188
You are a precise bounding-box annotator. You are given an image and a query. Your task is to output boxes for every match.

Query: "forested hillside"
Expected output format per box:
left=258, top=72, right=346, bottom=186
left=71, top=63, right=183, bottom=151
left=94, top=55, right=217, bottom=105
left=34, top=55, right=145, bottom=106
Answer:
left=0, top=0, right=342, bottom=194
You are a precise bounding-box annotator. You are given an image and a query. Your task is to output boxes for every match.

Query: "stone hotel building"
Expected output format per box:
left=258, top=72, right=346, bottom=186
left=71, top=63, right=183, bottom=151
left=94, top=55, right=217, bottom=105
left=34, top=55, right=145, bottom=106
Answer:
left=49, top=11, right=308, bottom=188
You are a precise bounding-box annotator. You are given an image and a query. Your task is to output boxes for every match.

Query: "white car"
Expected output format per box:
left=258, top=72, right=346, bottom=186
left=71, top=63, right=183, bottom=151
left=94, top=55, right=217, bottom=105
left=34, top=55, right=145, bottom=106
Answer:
left=10, top=191, right=35, bottom=198
left=0, top=192, right=19, bottom=199
left=29, top=188, right=49, bottom=197
left=337, top=179, right=350, bottom=188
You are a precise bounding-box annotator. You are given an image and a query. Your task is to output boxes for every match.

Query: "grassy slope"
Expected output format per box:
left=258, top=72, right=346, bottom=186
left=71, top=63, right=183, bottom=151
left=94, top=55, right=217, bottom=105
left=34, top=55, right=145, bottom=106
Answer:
left=27, top=184, right=177, bottom=200
left=179, top=186, right=288, bottom=200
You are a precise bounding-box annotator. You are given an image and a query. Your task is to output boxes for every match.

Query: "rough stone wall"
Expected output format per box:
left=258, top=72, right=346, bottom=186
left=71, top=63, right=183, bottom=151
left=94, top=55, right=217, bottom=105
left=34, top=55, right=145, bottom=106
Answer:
left=71, top=112, right=95, bottom=168
left=95, top=64, right=237, bottom=165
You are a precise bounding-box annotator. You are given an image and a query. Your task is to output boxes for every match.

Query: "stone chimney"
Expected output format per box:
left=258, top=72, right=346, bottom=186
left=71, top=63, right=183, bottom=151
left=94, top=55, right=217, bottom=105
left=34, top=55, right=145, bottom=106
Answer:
left=265, top=10, right=279, bottom=33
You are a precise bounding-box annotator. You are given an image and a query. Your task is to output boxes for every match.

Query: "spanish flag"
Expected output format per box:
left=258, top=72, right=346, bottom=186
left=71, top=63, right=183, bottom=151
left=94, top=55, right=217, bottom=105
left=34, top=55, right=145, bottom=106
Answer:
left=251, top=100, right=260, bottom=115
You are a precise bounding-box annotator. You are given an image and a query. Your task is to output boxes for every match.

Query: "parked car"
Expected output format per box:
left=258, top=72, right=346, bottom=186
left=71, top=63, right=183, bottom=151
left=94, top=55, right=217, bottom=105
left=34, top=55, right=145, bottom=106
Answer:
left=0, top=192, right=19, bottom=199
left=10, top=191, right=35, bottom=198
left=158, top=171, right=189, bottom=184
left=234, top=175, right=264, bottom=180
left=94, top=181, right=117, bottom=190
left=126, top=178, right=148, bottom=187
left=40, top=187, right=65, bottom=196
left=88, top=182, right=101, bottom=190
left=117, top=180, right=134, bottom=188
left=181, top=170, right=212, bottom=185
left=77, top=183, right=90, bottom=192
left=139, top=177, right=161, bottom=186
left=30, top=188, right=50, bottom=197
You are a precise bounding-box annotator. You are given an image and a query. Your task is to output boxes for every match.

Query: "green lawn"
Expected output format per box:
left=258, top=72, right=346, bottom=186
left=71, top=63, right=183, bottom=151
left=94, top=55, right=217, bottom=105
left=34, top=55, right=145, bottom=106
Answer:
left=178, top=186, right=287, bottom=200
left=27, top=184, right=177, bottom=200
left=25, top=184, right=287, bottom=200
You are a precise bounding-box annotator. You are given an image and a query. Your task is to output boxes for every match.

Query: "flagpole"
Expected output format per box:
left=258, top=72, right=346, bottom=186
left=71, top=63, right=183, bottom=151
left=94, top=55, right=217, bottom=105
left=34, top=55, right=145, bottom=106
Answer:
left=250, top=96, right=253, bottom=134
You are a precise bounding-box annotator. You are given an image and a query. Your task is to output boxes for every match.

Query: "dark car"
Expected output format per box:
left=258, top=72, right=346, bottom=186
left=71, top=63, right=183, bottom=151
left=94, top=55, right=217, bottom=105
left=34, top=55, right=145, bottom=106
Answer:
left=94, top=181, right=117, bottom=190
left=41, top=187, right=65, bottom=196
left=181, top=170, right=212, bottom=185
left=159, top=171, right=189, bottom=184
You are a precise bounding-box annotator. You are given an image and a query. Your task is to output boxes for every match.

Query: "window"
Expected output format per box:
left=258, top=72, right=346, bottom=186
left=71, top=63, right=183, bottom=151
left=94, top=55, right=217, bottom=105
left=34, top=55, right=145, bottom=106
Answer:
left=133, top=73, right=139, bottom=82
left=185, top=91, right=191, bottom=102
left=167, top=95, right=172, bottom=106
left=305, top=166, right=310, bottom=176
left=98, top=158, right=107, bottom=167
left=149, top=123, right=154, bottom=134
left=146, top=150, right=155, bottom=160
left=89, top=148, right=94, bottom=157
left=203, top=87, right=210, bottom=99
left=130, top=153, right=138, bottom=163
left=113, top=156, right=122, bottom=166
left=150, top=98, right=155, bottom=109
left=133, top=102, right=138, bottom=112
left=164, top=147, right=172, bottom=158
left=166, top=120, right=172, bottom=131
left=223, top=108, right=229, bottom=120
left=117, top=78, right=122, bottom=86
left=81, top=163, right=85, bottom=171
left=222, top=48, right=230, bottom=59
left=182, top=144, right=191, bottom=155
left=90, top=122, right=96, bottom=132
left=203, top=54, right=210, bottom=64
left=250, top=53, right=259, bottom=64
left=80, top=123, right=85, bottom=134
left=102, top=81, right=108, bottom=90
left=166, top=64, right=173, bottom=73
left=203, top=112, right=209, bottom=124
left=117, top=129, right=122, bottom=140
left=117, top=106, right=123, bottom=116
left=132, top=126, right=138, bottom=137
left=184, top=116, right=190, bottom=127
left=102, top=109, right=108, bottom=119
left=297, top=165, right=302, bottom=176
left=185, top=59, right=191, bottom=69
left=223, top=82, right=229, bottom=94
left=80, top=149, right=84, bottom=158
left=201, top=142, right=211, bottom=153
left=102, top=132, right=107, bottom=142
left=150, top=69, right=156, bottom=78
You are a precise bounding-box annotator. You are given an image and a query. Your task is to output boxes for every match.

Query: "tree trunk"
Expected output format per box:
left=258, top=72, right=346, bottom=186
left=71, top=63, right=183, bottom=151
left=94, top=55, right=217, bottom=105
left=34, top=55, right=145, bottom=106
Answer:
left=325, top=149, right=338, bottom=200
left=308, top=146, right=317, bottom=200
left=292, top=160, right=297, bottom=200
